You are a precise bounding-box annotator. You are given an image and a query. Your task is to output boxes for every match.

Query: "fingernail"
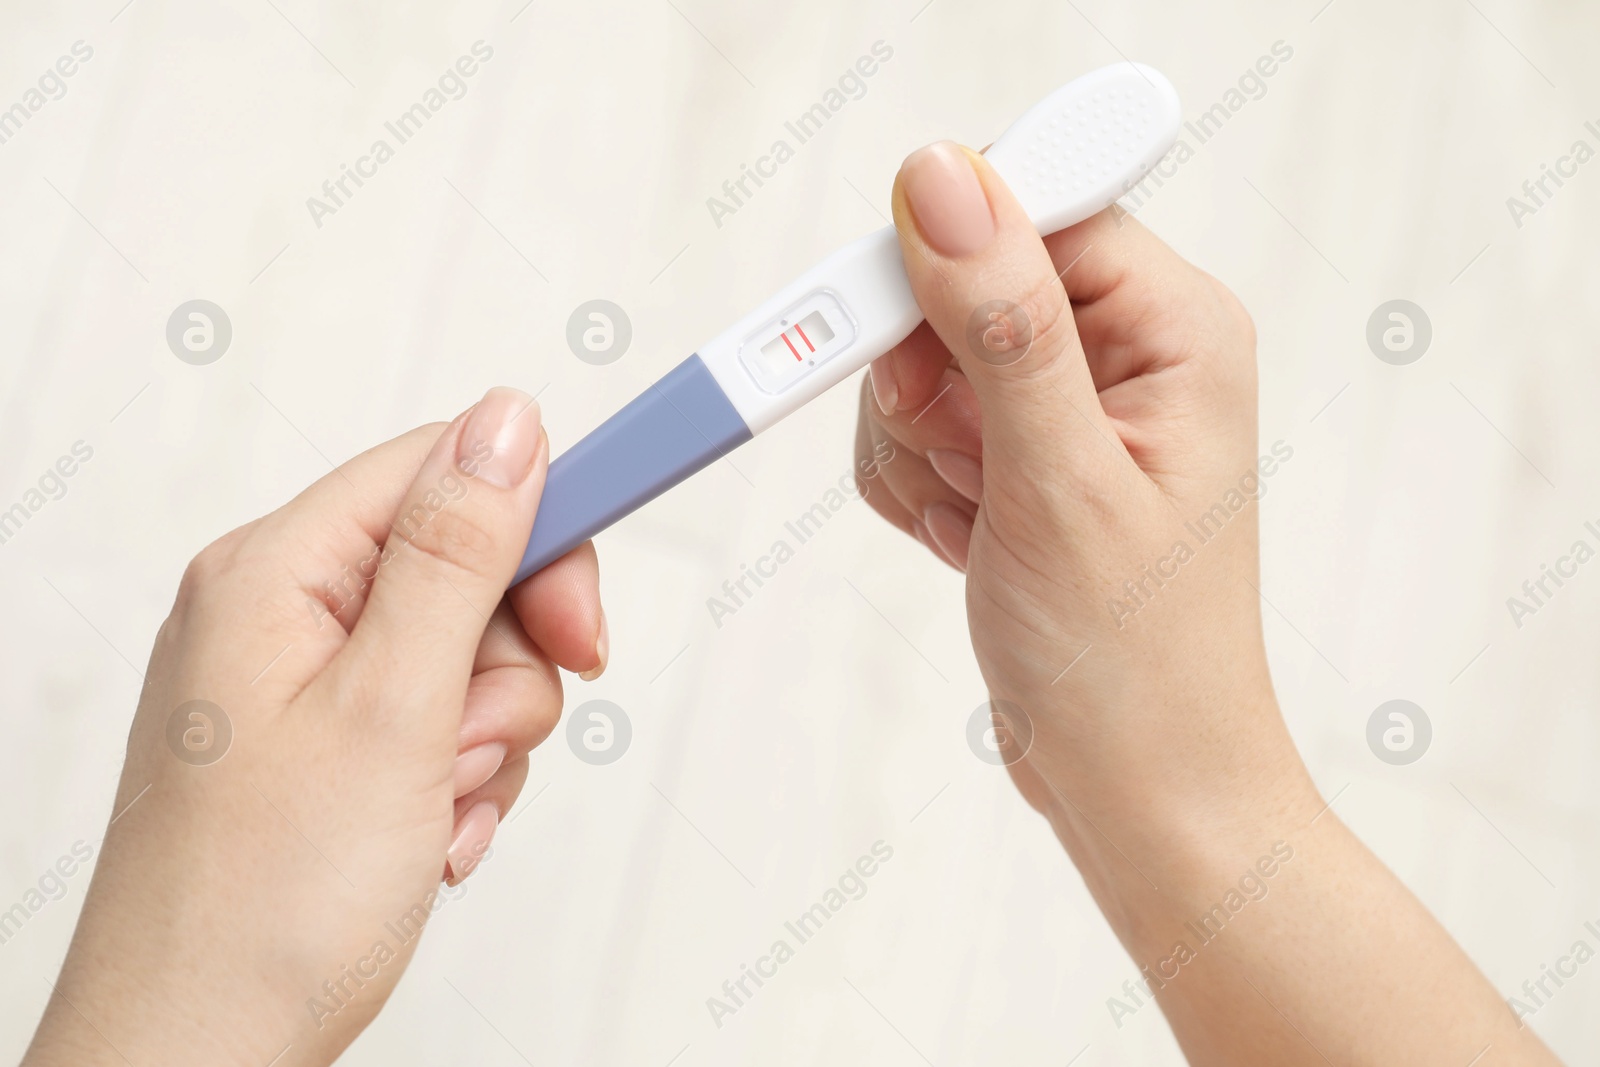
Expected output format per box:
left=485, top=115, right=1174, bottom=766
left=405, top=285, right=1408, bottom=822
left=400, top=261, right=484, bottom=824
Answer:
left=460, top=387, right=542, bottom=489
left=926, top=449, right=983, bottom=504
left=869, top=358, right=899, bottom=416
left=912, top=519, right=952, bottom=569
left=445, top=800, right=498, bottom=885
left=923, top=502, right=973, bottom=572
left=900, top=142, right=995, bottom=257
left=579, top=611, right=609, bottom=682
left=452, top=741, right=506, bottom=797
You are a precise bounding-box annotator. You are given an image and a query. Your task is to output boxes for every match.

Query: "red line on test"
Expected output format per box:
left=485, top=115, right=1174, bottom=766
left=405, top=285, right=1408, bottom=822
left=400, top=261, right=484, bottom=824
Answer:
left=782, top=332, right=801, bottom=360
left=794, top=323, right=815, bottom=352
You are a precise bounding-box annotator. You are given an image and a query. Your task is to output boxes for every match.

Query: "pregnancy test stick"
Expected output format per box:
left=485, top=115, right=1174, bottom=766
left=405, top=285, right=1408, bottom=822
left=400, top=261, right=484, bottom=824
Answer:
left=513, top=63, right=1181, bottom=584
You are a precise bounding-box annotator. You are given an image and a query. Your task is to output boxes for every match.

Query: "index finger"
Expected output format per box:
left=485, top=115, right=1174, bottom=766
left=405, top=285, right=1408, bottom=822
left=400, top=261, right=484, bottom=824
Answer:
left=1043, top=208, right=1248, bottom=390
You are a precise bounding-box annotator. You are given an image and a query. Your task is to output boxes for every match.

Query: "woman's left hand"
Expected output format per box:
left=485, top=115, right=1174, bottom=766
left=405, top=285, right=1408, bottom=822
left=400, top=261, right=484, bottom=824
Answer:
left=25, top=387, right=604, bottom=1067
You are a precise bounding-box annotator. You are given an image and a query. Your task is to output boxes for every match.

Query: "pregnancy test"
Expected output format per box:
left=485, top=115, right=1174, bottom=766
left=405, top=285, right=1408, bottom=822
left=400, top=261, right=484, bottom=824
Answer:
left=513, top=63, right=1181, bottom=584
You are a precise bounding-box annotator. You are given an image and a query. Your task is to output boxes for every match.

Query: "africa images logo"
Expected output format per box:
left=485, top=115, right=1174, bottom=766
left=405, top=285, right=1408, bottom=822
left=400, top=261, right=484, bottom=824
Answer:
left=704, top=41, right=894, bottom=228
left=304, top=42, right=495, bottom=228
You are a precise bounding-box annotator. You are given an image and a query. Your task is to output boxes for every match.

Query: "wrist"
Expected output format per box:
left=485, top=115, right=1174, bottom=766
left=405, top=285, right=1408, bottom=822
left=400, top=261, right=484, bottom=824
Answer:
left=24, top=1014, right=126, bottom=1067
left=1024, top=694, right=1324, bottom=950
left=24, top=879, right=341, bottom=1067
left=25, top=964, right=297, bottom=1067
left=1015, top=661, right=1309, bottom=824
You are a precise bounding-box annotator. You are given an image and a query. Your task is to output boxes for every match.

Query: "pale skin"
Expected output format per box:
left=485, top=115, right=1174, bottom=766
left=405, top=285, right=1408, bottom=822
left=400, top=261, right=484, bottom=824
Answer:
left=23, top=145, right=1560, bottom=1066
left=25, top=389, right=608, bottom=1066
left=860, top=141, right=1560, bottom=1065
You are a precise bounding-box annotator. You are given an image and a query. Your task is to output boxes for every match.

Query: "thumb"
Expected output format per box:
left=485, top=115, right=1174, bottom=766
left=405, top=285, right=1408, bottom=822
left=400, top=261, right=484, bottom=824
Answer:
left=339, top=386, right=547, bottom=718
left=890, top=141, right=1123, bottom=477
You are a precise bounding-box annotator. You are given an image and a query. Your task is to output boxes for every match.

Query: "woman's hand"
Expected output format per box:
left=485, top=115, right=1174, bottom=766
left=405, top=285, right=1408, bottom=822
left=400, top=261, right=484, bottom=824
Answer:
left=858, top=142, right=1559, bottom=1066
left=860, top=141, right=1298, bottom=823
left=25, top=388, right=606, bottom=1067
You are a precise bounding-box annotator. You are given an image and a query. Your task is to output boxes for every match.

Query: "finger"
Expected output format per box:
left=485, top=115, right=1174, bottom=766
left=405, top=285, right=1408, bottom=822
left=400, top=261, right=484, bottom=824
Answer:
left=264, top=423, right=449, bottom=633
left=454, top=666, right=560, bottom=795
left=855, top=377, right=919, bottom=536
left=186, top=425, right=448, bottom=691
left=507, top=539, right=606, bottom=680
left=867, top=320, right=958, bottom=418
left=1047, top=211, right=1258, bottom=486
left=874, top=437, right=980, bottom=520
left=455, top=601, right=563, bottom=797
left=871, top=427, right=976, bottom=566
left=872, top=369, right=984, bottom=507
left=339, top=387, right=548, bottom=720
left=1046, top=207, right=1209, bottom=311
left=922, top=501, right=973, bottom=572
left=891, top=141, right=1127, bottom=481
left=876, top=450, right=975, bottom=571
left=856, top=379, right=966, bottom=570
left=1042, top=208, right=1251, bottom=396
left=860, top=139, right=1026, bottom=419
left=445, top=755, right=528, bottom=885
left=470, top=598, right=557, bottom=679
left=870, top=366, right=983, bottom=473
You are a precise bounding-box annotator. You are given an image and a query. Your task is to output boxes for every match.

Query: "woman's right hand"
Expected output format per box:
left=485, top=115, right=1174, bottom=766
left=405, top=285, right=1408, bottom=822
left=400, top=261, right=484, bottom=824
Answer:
left=856, top=141, right=1559, bottom=1066
left=858, top=141, right=1305, bottom=828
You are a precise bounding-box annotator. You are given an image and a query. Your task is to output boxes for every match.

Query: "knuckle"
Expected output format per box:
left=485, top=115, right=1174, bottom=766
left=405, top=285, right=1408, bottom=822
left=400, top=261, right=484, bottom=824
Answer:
left=178, top=547, right=224, bottom=594
left=1191, top=275, right=1259, bottom=399
left=473, top=657, right=562, bottom=750
left=175, top=526, right=250, bottom=609
left=1222, top=297, right=1256, bottom=352
left=1229, top=298, right=1257, bottom=350
left=1014, top=280, right=1079, bottom=371
left=400, top=503, right=501, bottom=577
left=1201, top=271, right=1257, bottom=349
left=525, top=676, right=562, bottom=747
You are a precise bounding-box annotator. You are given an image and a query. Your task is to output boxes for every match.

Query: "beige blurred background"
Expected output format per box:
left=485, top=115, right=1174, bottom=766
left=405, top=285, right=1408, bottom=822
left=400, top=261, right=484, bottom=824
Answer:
left=3, top=0, right=1598, bottom=1062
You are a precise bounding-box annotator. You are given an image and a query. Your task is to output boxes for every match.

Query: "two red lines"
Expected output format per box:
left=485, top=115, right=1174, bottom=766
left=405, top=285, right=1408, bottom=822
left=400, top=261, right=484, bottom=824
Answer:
left=779, top=323, right=815, bottom=361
